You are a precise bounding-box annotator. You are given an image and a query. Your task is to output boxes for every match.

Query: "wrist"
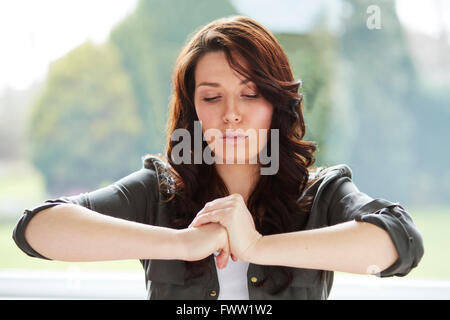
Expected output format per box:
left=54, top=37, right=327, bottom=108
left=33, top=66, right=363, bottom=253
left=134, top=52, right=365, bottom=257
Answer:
left=242, top=232, right=264, bottom=263
left=173, top=227, right=209, bottom=261
left=172, top=228, right=188, bottom=260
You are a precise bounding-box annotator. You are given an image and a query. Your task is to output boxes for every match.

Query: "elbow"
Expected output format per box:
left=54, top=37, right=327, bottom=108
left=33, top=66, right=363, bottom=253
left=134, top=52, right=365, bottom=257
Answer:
left=365, top=224, right=401, bottom=276
left=12, top=206, right=60, bottom=260
left=356, top=205, right=425, bottom=277
left=381, top=210, right=425, bottom=277
left=371, top=247, right=399, bottom=276
left=379, top=227, right=424, bottom=277
left=12, top=211, right=45, bottom=259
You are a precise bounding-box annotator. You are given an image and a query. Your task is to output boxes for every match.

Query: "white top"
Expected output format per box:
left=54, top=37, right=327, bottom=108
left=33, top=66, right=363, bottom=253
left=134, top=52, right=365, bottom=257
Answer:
left=214, top=252, right=250, bottom=300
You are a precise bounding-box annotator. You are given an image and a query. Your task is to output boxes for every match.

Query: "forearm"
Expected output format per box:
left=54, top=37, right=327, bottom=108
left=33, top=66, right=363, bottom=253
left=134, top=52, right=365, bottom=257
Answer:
left=249, top=220, right=399, bottom=274
left=25, top=204, right=181, bottom=262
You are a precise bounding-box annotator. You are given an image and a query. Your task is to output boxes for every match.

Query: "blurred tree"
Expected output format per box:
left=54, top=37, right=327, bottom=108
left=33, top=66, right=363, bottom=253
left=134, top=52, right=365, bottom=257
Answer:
left=0, top=89, right=25, bottom=160
left=27, top=41, right=142, bottom=195
left=408, top=82, right=450, bottom=205
left=109, top=0, right=237, bottom=155
left=0, top=83, right=43, bottom=160
left=326, top=0, right=419, bottom=204
left=277, top=28, right=337, bottom=167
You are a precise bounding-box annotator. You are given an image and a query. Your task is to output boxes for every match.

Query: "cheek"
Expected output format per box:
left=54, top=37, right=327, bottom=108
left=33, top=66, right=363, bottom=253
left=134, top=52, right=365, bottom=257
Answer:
left=250, top=103, right=273, bottom=129
left=246, top=104, right=273, bottom=151
left=195, top=106, right=216, bottom=130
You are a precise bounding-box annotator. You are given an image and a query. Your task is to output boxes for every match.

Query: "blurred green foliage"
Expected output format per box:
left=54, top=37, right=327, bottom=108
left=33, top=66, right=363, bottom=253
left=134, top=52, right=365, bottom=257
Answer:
left=28, top=41, right=143, bottom=194
left=325, top=0, right=450, bottom=205
left=277, top=28, right=337, bottom=163
left=326, top=0, right=418, bottom=203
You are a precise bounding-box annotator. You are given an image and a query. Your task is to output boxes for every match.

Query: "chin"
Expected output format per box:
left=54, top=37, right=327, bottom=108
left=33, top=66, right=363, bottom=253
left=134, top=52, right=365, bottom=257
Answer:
left=209, top=140, right=263, bottom=165
left=214, top=152, right=260, bottom=165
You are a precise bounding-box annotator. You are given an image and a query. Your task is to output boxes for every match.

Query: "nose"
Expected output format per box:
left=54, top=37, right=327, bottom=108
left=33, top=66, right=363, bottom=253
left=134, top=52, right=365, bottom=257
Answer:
left=222, top=99, right=242, bottom=124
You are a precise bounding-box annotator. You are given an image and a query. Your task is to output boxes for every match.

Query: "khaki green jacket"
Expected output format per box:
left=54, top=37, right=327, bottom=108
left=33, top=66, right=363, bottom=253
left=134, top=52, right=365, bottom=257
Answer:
left=12, top=156, right=424, bottom=299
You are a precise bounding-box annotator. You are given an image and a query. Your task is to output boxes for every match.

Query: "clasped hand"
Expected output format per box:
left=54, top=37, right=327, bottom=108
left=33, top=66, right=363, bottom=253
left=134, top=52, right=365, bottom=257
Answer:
left=185, top=194, right=262, bottom=269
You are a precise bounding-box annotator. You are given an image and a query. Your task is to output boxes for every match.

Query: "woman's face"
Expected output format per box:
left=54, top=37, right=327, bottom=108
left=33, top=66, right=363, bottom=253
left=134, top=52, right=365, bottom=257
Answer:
left=194, top=51, right=273, bottom=164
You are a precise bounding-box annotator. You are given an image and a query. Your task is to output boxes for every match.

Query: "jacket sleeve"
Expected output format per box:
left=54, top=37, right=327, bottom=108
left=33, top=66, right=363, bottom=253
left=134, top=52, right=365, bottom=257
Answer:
left=12, top=167, right=159, bottom=260
left=321, top=166, right=424, bottom=277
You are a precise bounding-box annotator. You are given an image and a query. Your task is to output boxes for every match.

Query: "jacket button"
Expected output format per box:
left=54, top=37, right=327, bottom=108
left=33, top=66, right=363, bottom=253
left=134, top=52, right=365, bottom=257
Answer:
left=209, top=290, right=217, bottom=297
left=250, top=276, right=258, bottom=283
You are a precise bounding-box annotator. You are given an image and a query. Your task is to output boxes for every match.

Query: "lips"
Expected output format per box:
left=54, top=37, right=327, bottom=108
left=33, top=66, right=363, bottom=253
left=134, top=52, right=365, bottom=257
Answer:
left=221, top=131, right=248, bottom=139
left=220, top=131, right=248, bottom=145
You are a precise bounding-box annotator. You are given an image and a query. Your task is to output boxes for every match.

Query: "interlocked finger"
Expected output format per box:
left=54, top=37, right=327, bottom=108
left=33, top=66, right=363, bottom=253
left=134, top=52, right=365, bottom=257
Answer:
left=190, top=209, right=225, bottom=227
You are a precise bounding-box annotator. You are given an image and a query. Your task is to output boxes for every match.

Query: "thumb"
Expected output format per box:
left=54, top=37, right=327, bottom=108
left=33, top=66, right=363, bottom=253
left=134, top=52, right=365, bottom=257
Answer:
left=216, top=228, right=232, bottom=269
left=215, top=247, right=230, bottom=269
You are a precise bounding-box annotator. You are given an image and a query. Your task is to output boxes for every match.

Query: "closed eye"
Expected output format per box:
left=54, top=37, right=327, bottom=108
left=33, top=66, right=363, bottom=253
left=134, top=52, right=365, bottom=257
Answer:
left=203, top=96, right=220, bottom=102
left=202, top=94, right=259, bottom=102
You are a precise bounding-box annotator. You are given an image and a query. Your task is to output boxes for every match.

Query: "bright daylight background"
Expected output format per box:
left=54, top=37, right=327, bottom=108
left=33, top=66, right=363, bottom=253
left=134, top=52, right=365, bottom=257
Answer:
left=1, top=0, right=449, bottom=299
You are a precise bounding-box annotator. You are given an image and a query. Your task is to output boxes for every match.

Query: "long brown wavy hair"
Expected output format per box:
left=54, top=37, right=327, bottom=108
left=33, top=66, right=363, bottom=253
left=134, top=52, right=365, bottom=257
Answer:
left=147, top=15, right=320, bottom=295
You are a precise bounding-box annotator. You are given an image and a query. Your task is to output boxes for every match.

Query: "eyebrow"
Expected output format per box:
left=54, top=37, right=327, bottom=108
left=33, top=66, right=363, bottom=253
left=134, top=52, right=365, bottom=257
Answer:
left=196, top=79, right=251, bottom=89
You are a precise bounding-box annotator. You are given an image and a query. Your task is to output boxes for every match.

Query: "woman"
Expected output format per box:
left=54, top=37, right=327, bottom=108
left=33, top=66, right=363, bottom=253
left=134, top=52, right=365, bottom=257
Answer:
left=13, top=15, right=424, bottom=300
